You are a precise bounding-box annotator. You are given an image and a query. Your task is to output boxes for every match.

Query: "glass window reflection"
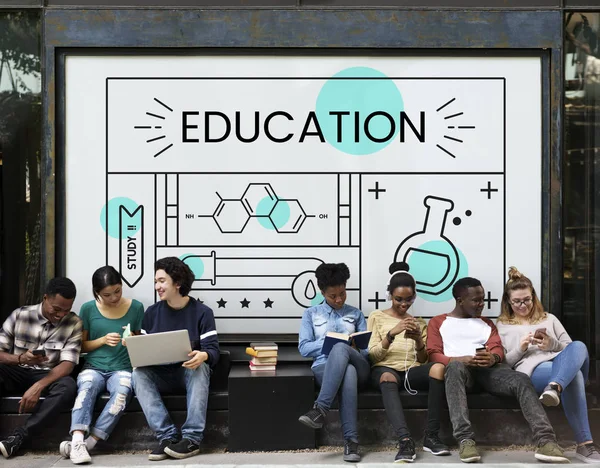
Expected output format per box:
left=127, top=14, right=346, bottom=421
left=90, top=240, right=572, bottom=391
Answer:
left=0, top=10, right=41, bottom=320
left=564, top=12, right=600, bottom=375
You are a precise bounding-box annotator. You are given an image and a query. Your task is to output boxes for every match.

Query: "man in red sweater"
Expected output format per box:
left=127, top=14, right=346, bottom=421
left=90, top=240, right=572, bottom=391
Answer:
left=427, top=277, right=568, bottom=464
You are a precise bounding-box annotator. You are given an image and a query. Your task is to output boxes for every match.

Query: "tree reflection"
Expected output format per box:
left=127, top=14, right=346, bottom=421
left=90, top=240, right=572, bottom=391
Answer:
left=0, top=10, right=41, bottom=317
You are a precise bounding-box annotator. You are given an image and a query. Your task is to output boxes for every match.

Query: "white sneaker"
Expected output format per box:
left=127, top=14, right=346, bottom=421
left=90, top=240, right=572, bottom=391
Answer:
left=539, top=384, right=561, bottom=407
left=59, top=440, right=71, bottom=458
left=69, top=441, right=91, bottom=465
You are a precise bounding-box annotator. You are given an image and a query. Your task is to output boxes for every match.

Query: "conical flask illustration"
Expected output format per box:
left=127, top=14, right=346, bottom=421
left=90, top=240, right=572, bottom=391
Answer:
left=393, top=196, right=460, bottom=296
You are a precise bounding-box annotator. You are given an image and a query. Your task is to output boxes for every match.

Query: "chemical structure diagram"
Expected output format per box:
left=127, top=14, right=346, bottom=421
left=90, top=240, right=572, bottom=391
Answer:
left=210, top=183, right=313, bottom=234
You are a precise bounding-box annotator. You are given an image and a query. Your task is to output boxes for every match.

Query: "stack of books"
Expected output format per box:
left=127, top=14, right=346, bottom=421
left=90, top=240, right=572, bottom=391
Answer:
left=245, top=342, right=278, bottom=371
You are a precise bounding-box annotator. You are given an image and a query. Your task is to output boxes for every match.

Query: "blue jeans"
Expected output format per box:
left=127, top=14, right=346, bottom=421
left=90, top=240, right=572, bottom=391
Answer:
left=530, top=341, right=592, bottom=443
left=312, top=343, right=370, bottom=442
left=132, top=364, right=211, bottom=445
left=70, top=368, right=133, bottom=440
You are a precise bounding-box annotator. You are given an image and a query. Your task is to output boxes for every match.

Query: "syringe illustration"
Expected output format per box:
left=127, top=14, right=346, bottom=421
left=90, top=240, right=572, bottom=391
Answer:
left=394, top=196, right=460, bottom=296
left=180, top=252, right=325, bottom=308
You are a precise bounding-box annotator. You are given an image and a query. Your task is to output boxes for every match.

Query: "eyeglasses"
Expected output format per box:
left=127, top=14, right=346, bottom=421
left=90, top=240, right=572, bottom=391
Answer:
left=510, top=298, right=532, bottom=307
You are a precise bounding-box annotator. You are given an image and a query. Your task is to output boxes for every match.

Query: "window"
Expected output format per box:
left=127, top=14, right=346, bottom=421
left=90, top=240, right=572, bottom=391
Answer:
left=564, top=11, right=600, bottom=374
left=0, top=10, right=41, bottom=319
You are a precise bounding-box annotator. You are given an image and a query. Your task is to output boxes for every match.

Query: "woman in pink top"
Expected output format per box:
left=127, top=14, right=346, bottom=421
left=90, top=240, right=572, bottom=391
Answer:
left=497, top=267, right=599, bottom=463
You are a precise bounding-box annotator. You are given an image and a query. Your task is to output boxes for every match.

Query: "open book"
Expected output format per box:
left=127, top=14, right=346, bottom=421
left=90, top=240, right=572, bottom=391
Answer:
left=321, top=331, right=372, bottom=355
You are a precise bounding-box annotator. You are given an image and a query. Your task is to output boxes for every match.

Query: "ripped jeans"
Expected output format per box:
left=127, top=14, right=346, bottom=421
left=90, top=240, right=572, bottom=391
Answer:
left=70, top=368, right=133, bottom=440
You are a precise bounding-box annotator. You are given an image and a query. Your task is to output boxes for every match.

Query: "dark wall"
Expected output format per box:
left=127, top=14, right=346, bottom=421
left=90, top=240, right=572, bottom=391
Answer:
left=8, top=0, right=600, bottom=9
left=0, top=0, right=567, bottom=8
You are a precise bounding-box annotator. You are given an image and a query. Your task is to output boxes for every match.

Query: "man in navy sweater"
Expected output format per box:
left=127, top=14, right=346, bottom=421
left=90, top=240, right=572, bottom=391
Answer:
left=132, top=257, right=219, bottom=461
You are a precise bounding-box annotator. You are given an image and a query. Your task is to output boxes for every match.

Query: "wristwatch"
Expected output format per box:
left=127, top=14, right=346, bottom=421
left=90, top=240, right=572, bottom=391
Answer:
left=386, top=331, right=395, bottom=343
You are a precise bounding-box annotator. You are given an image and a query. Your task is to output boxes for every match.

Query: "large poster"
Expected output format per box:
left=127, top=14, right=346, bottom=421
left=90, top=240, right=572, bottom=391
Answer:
left=65, top=56, right=541, bottom=333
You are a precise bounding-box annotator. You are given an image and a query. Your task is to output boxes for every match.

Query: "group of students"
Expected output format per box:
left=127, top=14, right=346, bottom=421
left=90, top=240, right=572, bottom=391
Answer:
left=0, top=256, right=219, bottom=463
left=0, top=258, right=596, bottom=464
left=298, top=262, right=599, bottom=464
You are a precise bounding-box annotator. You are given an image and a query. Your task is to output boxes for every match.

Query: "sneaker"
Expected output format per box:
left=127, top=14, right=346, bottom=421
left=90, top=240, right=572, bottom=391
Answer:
left=59, top=440, right=72, bottom=458
left=540, top=383, right=561, bottom=407
left=343, top=439, right=360, bottom=463
left=423, top=433, right=451, bottom=456
left=148, top=438, right=179, bottom=461
left=298, top=404, right=326, bottom=429
left=535, top=441, right=569, bottom=463
left=395, top=437, right=416, bottom=463
left=69, top=441, right=91, bottom=465
left=576, top=443, right=600, bottom=463
left=164, top=438, right=200, bottom=460
left=0, top=431, right=26, bottom=459
left=459, top=439, right=481, bottom=463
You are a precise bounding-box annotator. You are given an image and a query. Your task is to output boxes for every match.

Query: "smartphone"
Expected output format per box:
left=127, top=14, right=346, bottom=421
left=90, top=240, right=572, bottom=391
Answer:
left=475, top=346, right=486, bottom=352
left=533, top=328, right=546, bottom=340
left=32, top=348, right=46, bottom=356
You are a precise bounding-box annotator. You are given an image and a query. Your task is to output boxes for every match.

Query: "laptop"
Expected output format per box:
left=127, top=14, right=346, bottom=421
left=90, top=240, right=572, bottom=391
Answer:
left=125, top=330, right=192, bottom=367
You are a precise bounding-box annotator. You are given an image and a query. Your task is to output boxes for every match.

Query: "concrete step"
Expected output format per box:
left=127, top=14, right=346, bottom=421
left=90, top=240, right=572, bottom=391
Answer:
left=3, top=407, right=599, bottom=451
left=3, top=449, right=592, bottom=468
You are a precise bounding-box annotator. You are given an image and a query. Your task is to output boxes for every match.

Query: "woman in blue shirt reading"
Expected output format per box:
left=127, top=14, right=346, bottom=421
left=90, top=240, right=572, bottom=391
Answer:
left=298, top=263, right=370, bottom=463
left=60, top=266, right=144, bottom=465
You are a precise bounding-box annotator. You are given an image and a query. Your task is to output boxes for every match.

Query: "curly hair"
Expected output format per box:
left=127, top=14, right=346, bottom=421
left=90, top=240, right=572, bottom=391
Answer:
left=315, top=263, right=350, bottom=291
left=45, top=277, right=77, bottom=300
left=498, top=266, right=546, bottom=324
left=155, top=257, right=195, bottom=297
left=452, top=277, right=482, bottom=300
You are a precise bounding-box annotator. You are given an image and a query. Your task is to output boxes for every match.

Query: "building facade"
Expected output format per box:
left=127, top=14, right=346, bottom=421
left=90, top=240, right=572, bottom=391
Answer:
left=0, top=1, right=598, bottom=380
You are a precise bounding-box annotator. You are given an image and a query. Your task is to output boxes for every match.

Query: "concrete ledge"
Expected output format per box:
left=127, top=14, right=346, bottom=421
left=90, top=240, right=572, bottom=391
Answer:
left=2, top=407, right=599, bottom=451
left=0, top=449, right=594, bottom=468
left=318, top=407, right=600, bottom=447
left=0, top=411, right=229, bottom=451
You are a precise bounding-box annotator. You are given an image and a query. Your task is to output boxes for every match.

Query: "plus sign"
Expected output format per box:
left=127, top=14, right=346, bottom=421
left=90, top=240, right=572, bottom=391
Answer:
left=368, top=291, right=387, bottom=309
left=480, top=181, right=499, bottom=199
left=483, top=291, right=498, bottom=309
left=368, top=181, right=386, bottom=200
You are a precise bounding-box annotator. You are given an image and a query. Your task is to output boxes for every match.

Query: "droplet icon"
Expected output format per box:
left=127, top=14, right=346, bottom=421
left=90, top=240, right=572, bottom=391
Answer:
left=305, top=280, right=317, bottom=300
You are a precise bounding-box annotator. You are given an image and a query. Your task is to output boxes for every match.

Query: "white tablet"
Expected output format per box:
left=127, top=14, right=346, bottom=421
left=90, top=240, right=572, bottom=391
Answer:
left=125, top=330, right=192, bottom=367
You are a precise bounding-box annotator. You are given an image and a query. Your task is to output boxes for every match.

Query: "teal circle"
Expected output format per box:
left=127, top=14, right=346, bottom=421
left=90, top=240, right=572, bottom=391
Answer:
left=407, top=240, right=468, bottom=303
left=180, top=255, right=205, bottom=280
left=311, top=293, right=325, bottom=306
left=255, top=195, right=277, bottom=217
left=100, top=197, right=141, bottom=239
left=316, top=67, right=404, bottom=155
left=258, top=198, right=290, bottom=230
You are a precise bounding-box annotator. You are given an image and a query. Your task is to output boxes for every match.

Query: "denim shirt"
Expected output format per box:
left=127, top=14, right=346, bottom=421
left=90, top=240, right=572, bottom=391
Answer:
left=298, top=302, right=368, bottom=369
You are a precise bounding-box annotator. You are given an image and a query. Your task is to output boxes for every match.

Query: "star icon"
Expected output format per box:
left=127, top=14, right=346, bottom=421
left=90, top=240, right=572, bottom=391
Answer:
left=240, top=298, right=251, bottom=308
left=217, top=298, right=227, bottom=308
left=263, top=298, right=274, bottom=308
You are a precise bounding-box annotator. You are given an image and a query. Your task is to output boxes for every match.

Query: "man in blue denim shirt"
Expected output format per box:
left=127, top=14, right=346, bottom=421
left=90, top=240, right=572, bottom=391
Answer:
left=298, top=263, right=370, bottom=463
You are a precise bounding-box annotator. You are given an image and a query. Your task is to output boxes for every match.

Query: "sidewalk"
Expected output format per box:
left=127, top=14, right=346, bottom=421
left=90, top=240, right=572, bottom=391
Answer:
left=3, top=448, right=586, bottom=468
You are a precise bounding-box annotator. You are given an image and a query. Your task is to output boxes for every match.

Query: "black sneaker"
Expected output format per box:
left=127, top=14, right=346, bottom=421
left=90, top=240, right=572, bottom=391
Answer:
left=148, top=438, right=179, bottom=461
left=164, top=438, right=200, bottom=460
left=395, top=437, right=416, bottom=463
left=343, top=439, right=360, bottom=463
left=0, top=431, right=26, bottom=459
left=298, top=404, right=326, bottom=429
left=423, top=433, right=451, bottom=456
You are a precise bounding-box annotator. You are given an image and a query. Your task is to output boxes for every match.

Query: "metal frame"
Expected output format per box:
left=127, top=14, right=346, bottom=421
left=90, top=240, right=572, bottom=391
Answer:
left=43, top=9, right=563, bottom=325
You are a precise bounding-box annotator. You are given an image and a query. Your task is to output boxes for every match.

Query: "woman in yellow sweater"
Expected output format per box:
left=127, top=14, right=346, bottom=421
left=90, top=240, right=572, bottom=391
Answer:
left=367, top=262, right=448, bottom=463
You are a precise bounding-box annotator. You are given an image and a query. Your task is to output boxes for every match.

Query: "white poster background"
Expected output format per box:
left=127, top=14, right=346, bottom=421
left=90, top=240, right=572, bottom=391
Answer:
left=65, top=56, right=541, bottom=333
